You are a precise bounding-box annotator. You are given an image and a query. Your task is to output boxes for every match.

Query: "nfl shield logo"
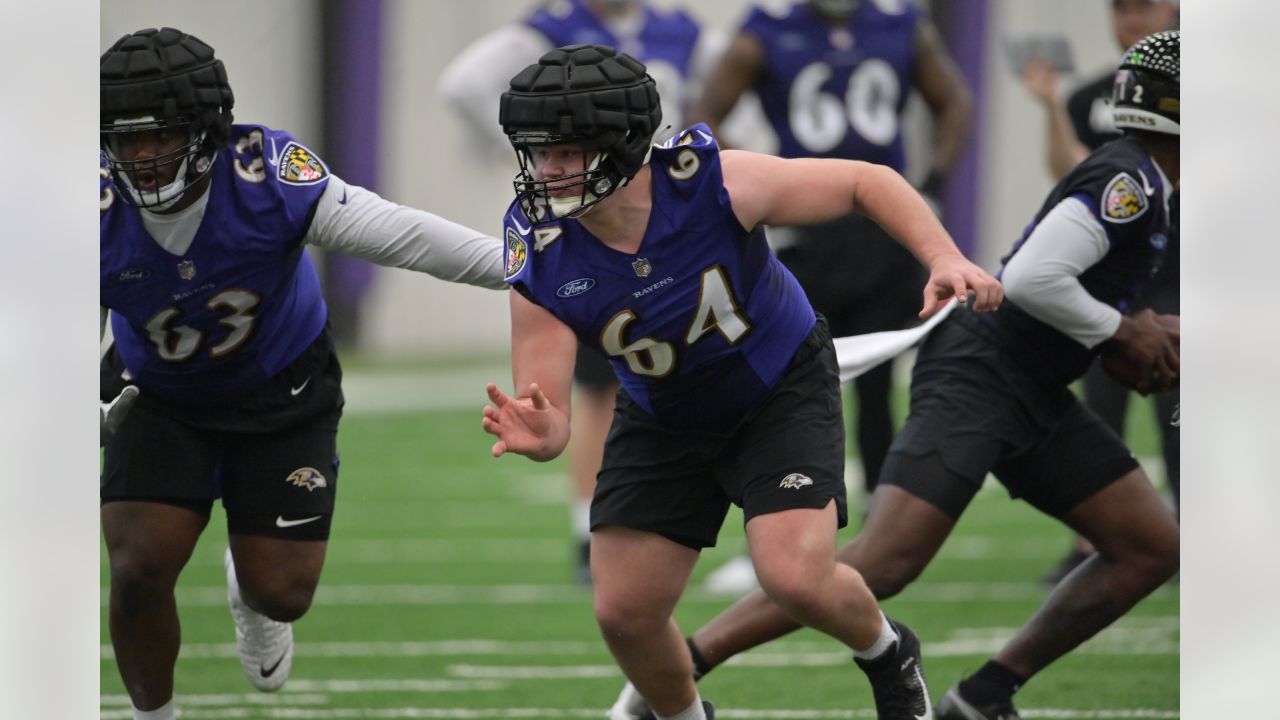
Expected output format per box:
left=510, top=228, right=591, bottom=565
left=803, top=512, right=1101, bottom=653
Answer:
left=177, top=260, right=196, bottom=280
left=632, top=257, right=652, bottom=278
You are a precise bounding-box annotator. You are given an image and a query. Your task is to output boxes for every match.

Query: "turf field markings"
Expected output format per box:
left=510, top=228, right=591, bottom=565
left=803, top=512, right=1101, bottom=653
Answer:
left=101, top=639, right=601, bottom=660
left=100, top=692, right=329, bottom=706
left=99, top=581, right=1177, bottom=607
left=96, top=706, right=1182, bottom=718
left=447, top=664, right=619, bottom=679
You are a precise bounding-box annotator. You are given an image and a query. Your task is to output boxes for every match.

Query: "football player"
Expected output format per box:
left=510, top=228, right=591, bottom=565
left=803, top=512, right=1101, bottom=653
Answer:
left=100, top=28, right=505, bottom=720
left=690, top=0, right=974, bottom=595
left=439, top=0, right=739, bottom=585
left=1022, top=0, right=1180, bottom=584
left=483, top=44, right=1000, bottom=720
left=616, top=31, right=1180, bottom=720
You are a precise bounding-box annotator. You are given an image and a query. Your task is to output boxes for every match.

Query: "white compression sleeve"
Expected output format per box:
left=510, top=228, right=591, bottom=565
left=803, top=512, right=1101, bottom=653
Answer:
left=305, top=176, right=506, bottom=290
left=1000, top=196, right=1122, bottom=349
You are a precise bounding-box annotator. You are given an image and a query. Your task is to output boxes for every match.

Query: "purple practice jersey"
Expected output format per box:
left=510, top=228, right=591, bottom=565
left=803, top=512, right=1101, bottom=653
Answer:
left=743, top=0, right=920, bottom=168
left=100, top=124, right=330, bottom=406
left=526, top=0, right=700, bottom=130
left=503, top=125, right=816, bottom=429
left=979, top=136, right=1172, bottom=386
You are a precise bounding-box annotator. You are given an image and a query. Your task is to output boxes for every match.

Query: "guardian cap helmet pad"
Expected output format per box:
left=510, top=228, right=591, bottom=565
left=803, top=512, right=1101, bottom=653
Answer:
left=100, top=27, right=234, bottom=210
left=500, top=44, right=661, bottom=222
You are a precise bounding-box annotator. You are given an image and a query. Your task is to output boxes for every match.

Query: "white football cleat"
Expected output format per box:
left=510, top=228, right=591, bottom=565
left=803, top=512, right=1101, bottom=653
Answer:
left=703, top=554, right=758, bottom=595
left=225, top=548, right=293, bottom=692
left=608, top=681, right=652, bottom=720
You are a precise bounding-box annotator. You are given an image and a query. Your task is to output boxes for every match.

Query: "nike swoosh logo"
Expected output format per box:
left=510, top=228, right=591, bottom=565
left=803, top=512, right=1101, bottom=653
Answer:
left=1138, top=169, right=1156, bottom=196
left=337, top=187, right=348, bottom=205
left=290, top=377, right=310, bottom=396
left=913, top=663, right=932, bottom=720
left=260, top=650, right=287, bottom=677
left=275, top=515, right=322, bottom=528
left=511, top=218, right=530, bottom=235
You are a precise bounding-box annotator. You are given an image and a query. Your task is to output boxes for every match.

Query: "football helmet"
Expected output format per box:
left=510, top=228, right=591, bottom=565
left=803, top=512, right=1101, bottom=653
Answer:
left=1112, top=30, right=1179, bottom=135
left=100, top=27, right=234, bottom=210
left=500, top=44, right=661, bottom=223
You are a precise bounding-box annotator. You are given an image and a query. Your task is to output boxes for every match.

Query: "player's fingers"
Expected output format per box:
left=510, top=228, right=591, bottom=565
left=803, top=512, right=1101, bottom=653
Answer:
left=919, top=286, right=940, bottom=319
left=527, top=383, right=550, bottom=411
left=973, top=278, right=1001, bottom=312
left=951, top=277, right=970, bottom=305
left=491, top=440, right=507, bottom=458
left=486, top=383, right=510, bottom=407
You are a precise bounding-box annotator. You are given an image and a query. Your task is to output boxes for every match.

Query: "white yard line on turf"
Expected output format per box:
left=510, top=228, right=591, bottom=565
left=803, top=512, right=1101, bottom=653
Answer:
left=101, top=627, right=1176, bottom=662
left=98, top=581, right=1179, bottom=608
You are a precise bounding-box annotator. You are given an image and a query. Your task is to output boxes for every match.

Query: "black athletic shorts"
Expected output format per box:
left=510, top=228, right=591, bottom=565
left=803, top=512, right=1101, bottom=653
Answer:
left=574, top=341, right=617, bottom=392
left=880, top=312, right=1139, bottom=519
left=776, top=213, right=924, bottom=338
left=591, top=316, right=848, bottom=550
left=100, top=329, right=344, bottom=540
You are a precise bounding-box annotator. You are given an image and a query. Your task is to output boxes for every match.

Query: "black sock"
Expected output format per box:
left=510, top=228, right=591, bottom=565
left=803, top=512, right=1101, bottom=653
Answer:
left=958, top=660, right=1025, bottom=706
left=687, top=637, right=713, bottom=681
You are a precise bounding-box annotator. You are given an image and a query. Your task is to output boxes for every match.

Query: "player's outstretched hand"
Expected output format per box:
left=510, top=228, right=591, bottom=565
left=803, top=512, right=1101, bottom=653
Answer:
left=482, top=382, right=558, bottom=461
left=921, top=254, right=1003, bottom=318
left=100, top=385, right=139, bottom=447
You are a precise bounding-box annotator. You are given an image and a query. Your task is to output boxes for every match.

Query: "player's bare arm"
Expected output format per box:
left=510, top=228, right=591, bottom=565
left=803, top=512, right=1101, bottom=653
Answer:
left=483, top=290, right=575, bottom=461
left=687, top=31, right=764, bottom=134
left=719, top=149, right=1003, bottom=317
left=912, top=19, right=974, bottom=177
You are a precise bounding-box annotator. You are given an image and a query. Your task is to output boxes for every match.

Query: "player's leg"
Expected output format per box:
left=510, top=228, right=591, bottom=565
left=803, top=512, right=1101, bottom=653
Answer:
left=938, top=402, right=1178, bottom=719
left=595, top=389, right=730, bottom=719
left=728, top=317, right=931, bottom=718
left=593, top=526, right=701, bottom=716
left=995, top=466, right=1178, bottom=675
left=102, top=501, right=209, bottom=712
left=221, top=404, right=340, bottom=692
left=568, top=342, right=618, bottom=583
left=100, top=392, right=219, bottom=715
left=1041, top=361, right=1131, bottom=584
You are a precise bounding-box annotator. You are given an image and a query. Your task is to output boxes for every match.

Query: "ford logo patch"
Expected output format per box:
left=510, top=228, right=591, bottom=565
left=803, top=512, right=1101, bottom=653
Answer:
left=556, top=278, right=596, bottom=298
left=113, top=267, right=152, bottom=283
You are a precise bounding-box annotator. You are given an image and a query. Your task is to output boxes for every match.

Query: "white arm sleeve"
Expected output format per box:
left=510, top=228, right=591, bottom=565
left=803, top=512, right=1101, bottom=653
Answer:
left=1001, top=196, right=1122, bottom=349
left=438, top=24, right=553, bottom=152
left=305, top=176, right=506, bottom=290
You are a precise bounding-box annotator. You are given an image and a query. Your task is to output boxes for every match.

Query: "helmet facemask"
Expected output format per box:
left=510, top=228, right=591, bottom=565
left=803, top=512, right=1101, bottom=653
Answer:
left=511, top=133, right=623, bottom=222
left=101, top=115, right=216, bottom=211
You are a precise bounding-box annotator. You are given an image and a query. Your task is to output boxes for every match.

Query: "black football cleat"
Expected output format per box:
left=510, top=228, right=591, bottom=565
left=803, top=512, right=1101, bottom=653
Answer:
left=854, top=618, right=933, bottom=719
left=935, top=685, right=1022, bottom=720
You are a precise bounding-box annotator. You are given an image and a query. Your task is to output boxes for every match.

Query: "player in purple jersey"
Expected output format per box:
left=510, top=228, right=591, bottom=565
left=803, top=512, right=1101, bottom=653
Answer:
left=99, top=28, right=505, bottom=720
left=481, top=45, right=1000, bottom=720
left=439, top=0, right=751, bottom=585
left=625, top=33, right=1179, bottom=720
